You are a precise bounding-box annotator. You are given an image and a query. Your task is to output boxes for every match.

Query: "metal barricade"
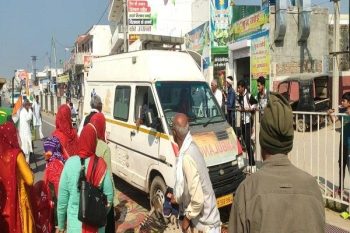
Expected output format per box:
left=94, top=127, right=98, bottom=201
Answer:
left=229, top=109, right=349, bottom=210
left=288, top=111, right=349, bottom=210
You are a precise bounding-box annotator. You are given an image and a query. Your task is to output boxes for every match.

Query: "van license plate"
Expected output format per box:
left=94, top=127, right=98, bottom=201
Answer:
left=216, top=194, right=233, bottom=208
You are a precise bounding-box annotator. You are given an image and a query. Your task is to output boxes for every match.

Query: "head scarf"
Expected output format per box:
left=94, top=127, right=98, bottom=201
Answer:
left=0, top=121, right=22, bottom=232
left=89, top=113, right=106, bottom=142
left=259, top=92, right=294, bottom=155
left=0, top=121, right=21, bottom=155
left=43, top=136, right=65, bottom=163
left=78, top=123, right=107, bottom=233
left=78, top=123, right=107, bottom=185
left=52, top=104, right=78, bottom=157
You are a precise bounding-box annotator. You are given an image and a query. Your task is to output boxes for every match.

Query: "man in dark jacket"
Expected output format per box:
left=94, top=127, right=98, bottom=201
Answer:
left=228, top=93, right=325, bottom=233
left=225, top=76, right=236, bottom=129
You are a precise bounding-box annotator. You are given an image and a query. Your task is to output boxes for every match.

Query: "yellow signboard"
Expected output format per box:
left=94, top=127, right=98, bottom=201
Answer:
left=57, top=74, right=69, bottom=84
left=230, top=8, right=269, bottom=41
left=250, top=30, right=270, bottom=79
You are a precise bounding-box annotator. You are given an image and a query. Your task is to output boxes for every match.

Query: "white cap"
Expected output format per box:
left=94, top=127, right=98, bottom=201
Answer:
left=226, top=78, right=233, bottom=85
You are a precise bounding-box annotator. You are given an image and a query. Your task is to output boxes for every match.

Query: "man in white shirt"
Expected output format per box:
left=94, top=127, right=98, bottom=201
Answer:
left=237, top=80, right=257, bottom=173
left=171, top=113, right=221, bottom=233
left=211, top=79, right=223, bottom=108
left=32, top=95, right=44, bottom=140
left=19, top=99, right=33, bottom=163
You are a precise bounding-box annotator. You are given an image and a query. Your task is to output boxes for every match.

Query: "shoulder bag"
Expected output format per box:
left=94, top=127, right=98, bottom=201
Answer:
left=78, top=157, right=108, bottom=228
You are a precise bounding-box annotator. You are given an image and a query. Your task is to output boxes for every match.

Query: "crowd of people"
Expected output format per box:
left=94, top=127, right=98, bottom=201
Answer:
left=169, top=92, right=325, bottom=232
left=0, top=96, right=120, bottom=233
left=2, top=76, right=349, bottom=232
left=212, top=76, right=269, bottom=173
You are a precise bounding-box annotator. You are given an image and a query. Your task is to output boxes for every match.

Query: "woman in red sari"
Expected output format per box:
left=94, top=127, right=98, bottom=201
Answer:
left=53, top=104, right=78, bottom=158
left=0, top=120, right=35, bottom=233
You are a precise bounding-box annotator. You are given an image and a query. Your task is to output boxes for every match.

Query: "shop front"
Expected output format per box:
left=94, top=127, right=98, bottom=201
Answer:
left=56, top=74, right=69, bottom=97
left=228, top=7, right=270, bottom=95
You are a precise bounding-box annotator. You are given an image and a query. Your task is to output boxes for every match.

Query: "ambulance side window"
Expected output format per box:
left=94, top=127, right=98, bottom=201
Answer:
left=113, top=86, right=131, bottom=121
left=135, top=86, right=163, bottom=132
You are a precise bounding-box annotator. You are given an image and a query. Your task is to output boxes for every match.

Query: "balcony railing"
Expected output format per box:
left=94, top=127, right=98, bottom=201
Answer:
left=74, top=52, right=91, bottom=65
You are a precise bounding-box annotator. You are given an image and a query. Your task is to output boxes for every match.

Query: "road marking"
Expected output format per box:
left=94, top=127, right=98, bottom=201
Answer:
left=42, top=119, right=55, bottom=128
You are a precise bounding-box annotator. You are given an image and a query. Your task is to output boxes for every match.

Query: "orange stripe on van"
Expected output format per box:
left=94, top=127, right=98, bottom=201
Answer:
left=105, top=118, right=170, bottom=140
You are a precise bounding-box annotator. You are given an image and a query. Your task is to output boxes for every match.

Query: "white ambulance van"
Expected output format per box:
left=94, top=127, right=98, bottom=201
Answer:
left=83, top=50, right=245, bottom=208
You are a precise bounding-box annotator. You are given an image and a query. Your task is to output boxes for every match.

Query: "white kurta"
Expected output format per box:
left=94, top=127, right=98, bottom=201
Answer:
left=32, top=101, right=44, bottom=139
left=19, top=108, right=33, bottom=161
left=32, top=101, right=42, bottom=126
left=214, top=89, right=223, bottom=107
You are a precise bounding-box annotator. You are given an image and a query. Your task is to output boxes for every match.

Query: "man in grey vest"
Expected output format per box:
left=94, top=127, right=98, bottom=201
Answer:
left=228, top=93, right=325, bottom=233
left=171, top=113, right=221, bottom=233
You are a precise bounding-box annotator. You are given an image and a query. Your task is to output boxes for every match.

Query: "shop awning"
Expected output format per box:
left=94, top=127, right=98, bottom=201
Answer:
left=57, top=74, right=69, bottom=84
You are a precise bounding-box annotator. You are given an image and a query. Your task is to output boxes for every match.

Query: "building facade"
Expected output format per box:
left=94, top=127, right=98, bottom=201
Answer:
left=65, top=25, right=112, bottom=99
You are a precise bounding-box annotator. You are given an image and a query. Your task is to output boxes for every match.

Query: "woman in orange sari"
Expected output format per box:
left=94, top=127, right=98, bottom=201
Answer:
left=0, top=120, right=35, bottom=233
left=52, top=104, right=79, bottom=159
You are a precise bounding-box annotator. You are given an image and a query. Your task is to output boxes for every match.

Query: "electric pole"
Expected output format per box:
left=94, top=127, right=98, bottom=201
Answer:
left=31, top=55, right=37, bottom=86
left=123, top=0, right=128, bottom=53
left=331, top=0, right=340, bottom=111
left=52, top=36, right=59, bottom=94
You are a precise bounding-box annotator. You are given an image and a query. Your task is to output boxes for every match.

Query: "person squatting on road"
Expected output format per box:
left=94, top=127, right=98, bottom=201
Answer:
left=228, top=92, right=325, bottom=233
left=171, top=113, right=221, bottom=233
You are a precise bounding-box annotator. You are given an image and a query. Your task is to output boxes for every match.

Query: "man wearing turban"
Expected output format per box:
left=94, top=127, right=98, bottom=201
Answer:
left=228, top=93, right=325, bottom=233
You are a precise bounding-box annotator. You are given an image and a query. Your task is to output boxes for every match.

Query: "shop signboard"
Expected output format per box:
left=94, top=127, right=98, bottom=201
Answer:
left=210, top=0, right=232, bottom=48
left=128, top=0, right=152, bottom=36
left=57, top=74, right=69, bottom=84
left=250, top=30, right=270, bottom=95
left=127, top=0, right=186, bottom=43
left=212, top=53, right=228, bottom=89
left=229, top=7, right=269, bottom=42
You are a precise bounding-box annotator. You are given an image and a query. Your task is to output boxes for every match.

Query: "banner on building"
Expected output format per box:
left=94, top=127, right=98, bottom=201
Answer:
left=250, top=30, right=270, bottom=79
left=229, top=7, right=269, bottom=42
left=127, top=0, right=186, bottom=43
left=210, top=0, right=232, bottom=48
left=185, top=22, right=211, bottom=71
left=128, top=0, right=152, bottom=36
left=17, top=70, right=29, bottom=80
left=185, top=22, right=209, bottom=54
left=212, top=53, right=228, bottom=89
left=57, top=74, right=69, bottom=84
left=250, top=30, right=270, bottom=95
